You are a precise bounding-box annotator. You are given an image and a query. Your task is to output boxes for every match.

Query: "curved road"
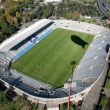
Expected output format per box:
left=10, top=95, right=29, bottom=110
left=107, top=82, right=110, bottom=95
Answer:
left=97, top=0, right=110, bottom=15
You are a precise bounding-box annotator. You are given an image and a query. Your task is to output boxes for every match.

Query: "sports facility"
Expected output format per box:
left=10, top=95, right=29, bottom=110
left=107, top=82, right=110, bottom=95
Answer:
left=0, top=19, right=110, bottom=110
left=11, top=28, right=93, bottom=88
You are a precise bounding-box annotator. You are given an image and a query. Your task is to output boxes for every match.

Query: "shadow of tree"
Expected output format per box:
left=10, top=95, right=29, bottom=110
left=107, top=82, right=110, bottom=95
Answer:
left=70, top=61, right=76, bottom=66
left=69, top=61, right=76, bottom=80
left=107, top=76, right=110, bottom=79
left=71, top=35, right=88, bottom=48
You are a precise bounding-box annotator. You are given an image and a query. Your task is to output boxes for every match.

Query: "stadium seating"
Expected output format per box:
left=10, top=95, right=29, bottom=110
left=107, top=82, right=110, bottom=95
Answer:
left=13, top=28, right=54, bottom=61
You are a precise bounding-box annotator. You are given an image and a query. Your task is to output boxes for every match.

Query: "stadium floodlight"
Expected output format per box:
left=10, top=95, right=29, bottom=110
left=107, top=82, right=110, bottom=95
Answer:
left=67, top=80, right=72, bottom=110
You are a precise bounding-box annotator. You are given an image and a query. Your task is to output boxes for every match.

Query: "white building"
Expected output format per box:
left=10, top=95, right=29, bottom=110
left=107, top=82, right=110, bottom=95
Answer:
left=44, top=0, right=62, bottom=4
left=0, top=0, right=4, bottom=3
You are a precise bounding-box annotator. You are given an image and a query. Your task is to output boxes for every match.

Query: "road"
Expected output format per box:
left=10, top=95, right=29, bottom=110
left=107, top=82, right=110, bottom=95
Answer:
left=97, top=0, right=110, bottom=15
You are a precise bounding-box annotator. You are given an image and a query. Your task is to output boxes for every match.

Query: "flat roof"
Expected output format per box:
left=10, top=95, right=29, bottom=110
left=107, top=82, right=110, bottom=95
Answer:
left=44, top=0, right=62, bottom=3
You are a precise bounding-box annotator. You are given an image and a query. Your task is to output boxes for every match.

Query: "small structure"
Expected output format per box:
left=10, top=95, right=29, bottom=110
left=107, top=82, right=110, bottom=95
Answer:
left=6, top=90, right=17, bottom=101
left=44, top=0, right=62, bottom=4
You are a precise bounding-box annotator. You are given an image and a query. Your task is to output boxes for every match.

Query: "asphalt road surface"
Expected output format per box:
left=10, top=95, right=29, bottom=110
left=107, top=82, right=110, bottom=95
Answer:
left=97, top=0, right=110, bottom=15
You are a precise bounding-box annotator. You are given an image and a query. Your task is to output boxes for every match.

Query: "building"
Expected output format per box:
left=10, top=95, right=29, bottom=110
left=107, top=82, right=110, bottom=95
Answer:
left=44, top=0, right=62, bottom=4
left=0, top=0, right=4, bottom=3
left=0, top=19, right=52, bottom=51
left=0, top=19, right=110, bottom=110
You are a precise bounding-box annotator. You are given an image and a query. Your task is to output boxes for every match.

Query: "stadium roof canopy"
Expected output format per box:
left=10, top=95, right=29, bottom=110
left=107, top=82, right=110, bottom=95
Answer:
left=0, top=19, right=52, bottom=51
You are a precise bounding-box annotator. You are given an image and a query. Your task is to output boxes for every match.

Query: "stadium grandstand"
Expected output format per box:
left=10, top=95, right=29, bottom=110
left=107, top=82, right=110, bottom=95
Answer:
left=0, top=19, right=54, bottom=61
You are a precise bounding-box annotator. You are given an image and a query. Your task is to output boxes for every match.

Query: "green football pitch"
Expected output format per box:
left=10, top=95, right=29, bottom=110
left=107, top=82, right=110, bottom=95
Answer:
left=11, top=28, right=93, bottom=88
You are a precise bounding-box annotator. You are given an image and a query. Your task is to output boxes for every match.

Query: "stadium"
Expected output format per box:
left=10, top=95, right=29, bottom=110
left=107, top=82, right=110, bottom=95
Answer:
left=0, top=19, right=110, bottom=110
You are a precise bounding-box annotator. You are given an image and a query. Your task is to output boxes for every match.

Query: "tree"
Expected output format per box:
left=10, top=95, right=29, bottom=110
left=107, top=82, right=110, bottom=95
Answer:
left=14, top=17, right=19, bottom=27
left=0, top=9, right=5, bottom=16
left=65, top=11, right=80, bottom=20
left=42, top=3, right=54, bottom=18
left=35, top=6, right=43, bottom=19
left=4, top=11, right=14, bottom=25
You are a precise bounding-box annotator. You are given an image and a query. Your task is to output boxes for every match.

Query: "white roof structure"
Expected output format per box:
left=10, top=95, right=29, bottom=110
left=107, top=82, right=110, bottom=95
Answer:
left=44, top=0, right=62, bottom=3
left=0, top=19, right=52, bottom=51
